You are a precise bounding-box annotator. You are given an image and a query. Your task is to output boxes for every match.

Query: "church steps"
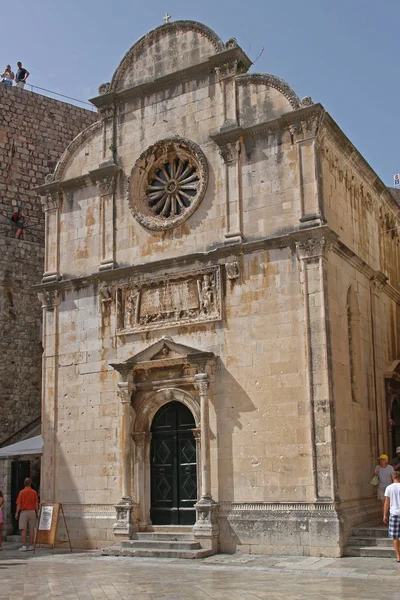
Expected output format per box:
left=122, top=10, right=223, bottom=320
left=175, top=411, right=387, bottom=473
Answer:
left=121, top=539, right=200, bottom=550
left=346, top=521, right=396, bottom=557
left=101, top=531, right=215, bottom=559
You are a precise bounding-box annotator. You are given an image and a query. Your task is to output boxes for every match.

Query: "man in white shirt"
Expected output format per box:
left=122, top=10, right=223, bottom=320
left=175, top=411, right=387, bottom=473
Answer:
left=384, top=471, right=400, bottom=562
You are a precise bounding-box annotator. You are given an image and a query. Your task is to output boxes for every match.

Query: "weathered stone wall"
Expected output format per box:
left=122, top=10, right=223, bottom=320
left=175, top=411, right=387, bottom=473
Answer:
left=320, top=130, right=400, bottom=533
left=0, top=238, right=44, bottom=443
left=0, top=84, right=97, bottom=237
left=0, top=86, right=97, bottom=445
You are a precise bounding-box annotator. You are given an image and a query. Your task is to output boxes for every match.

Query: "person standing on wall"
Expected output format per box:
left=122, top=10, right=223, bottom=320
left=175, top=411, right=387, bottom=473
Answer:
left=1, top=65, right=14, bottom=85
left=15, top=62, right=30, bottom=89
left=15, top=477, right=38, bottom=552
left=384, top=471, right=400, bottom=562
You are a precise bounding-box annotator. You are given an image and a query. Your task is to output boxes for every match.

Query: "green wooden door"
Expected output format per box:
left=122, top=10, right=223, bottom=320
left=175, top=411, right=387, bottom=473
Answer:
left=150, top=401, right=197, bottom=525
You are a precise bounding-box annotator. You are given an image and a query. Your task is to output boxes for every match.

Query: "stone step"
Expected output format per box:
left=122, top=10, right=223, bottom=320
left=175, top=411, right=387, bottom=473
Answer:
left=101, top=546, right=213, bottom=559
left=351, top=526, right=388, bottom=538
left=122, top=539, right=200, bottom=550
left=150, top=525, right=193, bottom=533
left=346, top=546, right=396, bottom=558
left=5, top=535, right=22, bottom=543
left=347, top=536, right=393, bottom=548
left=132, top=532, right=196, bottom=542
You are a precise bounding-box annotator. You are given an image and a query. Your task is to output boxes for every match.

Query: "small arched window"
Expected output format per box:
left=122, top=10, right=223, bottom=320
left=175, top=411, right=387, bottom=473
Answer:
left=347, top=286, right=362, bottom=403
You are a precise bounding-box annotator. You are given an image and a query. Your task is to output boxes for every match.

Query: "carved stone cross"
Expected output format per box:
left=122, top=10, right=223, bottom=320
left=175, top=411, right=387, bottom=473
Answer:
left=163, top=13, right=171, bottom=23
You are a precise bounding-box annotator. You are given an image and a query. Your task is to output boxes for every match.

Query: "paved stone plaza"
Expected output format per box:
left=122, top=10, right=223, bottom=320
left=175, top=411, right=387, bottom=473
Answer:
left=1, top=545, right=400, bottom=599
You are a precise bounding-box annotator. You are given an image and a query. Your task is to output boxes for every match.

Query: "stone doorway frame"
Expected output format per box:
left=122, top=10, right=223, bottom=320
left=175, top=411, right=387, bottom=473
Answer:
left=110, top=336, right=219, bottom=552
left=133, top=387, right=201, bottom=530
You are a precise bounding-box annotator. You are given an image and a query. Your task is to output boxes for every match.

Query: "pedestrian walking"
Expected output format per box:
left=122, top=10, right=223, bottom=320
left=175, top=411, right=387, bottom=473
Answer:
left=0, top=491, right=4, bottom=550
left=15, top=62, right=29, bottom=89
left=384, top=471, right=400, bottom=562
left=15, top=477, right=38, bottom=552
left=374, top=454, right=394, bottom=517
left=1, top=65, right=14, bottom=86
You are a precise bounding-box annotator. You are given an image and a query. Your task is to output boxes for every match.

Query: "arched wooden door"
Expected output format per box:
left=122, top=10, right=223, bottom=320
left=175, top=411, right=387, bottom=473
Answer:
left=150, top=401, right=197, bottom=525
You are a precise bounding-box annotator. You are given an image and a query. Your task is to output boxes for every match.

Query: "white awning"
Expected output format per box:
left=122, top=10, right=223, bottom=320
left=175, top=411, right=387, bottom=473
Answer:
left=0, top=435, right=43, bottom=458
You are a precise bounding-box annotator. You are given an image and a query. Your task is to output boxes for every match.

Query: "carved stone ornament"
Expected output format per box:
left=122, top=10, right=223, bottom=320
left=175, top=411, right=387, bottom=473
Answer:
left=296, top=237, right=330, bottom=260
left=225, top=261, right=240, bottom=280
left=96, top=178, right=114, bottom=196
left=44, top=173, right=55, bottom=184
left=301, top=96, right=314, bottom=107
left=98, top=82, right=111, bottom=95
left=38, top=290, right=59, bottom=309
left=128, top=137, right=209, bottom=231
left=225, top=37, right=238, bottom=49
left=117, top=267, right=222, bottom=334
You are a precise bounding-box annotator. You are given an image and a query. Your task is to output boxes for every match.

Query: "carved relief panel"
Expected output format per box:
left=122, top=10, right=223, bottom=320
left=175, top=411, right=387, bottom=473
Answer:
left=116, top=267, right=222, bottom=333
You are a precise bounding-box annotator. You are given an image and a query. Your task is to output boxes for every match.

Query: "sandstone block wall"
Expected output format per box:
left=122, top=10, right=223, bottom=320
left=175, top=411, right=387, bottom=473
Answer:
left=0, top=86, right=97, bottom=444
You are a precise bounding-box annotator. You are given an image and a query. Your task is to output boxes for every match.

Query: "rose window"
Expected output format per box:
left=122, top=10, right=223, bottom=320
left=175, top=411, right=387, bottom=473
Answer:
left=147, top=159, right=200, bottom=218
left=128, top=138, right=208, bottom=230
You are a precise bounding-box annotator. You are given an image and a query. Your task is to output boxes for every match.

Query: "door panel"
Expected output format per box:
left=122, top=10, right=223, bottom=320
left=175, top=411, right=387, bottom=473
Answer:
left=150, top=401, right=197, bottom=525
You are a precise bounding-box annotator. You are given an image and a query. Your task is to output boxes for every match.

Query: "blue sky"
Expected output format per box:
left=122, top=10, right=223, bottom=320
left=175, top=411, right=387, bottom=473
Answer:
left=1, top=0, right=398, bottom=185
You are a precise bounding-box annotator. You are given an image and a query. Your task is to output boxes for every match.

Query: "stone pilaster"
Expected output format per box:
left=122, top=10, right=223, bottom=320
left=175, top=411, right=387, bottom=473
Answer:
left=296, top=235, right=338, bottom=502
left=96, top=177, right=116, bottom=271
left=220, top=140, right=244, bottom=244
left=193, top=373, right=219, bottom=553
left=38, top=289, right=60, bottom=501
left=113, top=373, right=137, bottom=538
left=41, top=192, right=61, bottom=283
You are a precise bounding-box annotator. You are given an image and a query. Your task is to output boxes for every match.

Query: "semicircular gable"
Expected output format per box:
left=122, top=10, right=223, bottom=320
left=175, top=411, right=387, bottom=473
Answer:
left=53, top=120, right=102, bottom=182
left=237, top=73, right=301, bottom=127
left=110, top=20, right=225, bottom=92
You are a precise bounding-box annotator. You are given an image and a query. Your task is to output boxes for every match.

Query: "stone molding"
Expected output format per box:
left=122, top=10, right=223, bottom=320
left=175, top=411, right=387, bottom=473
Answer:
left=211, top=103, right=323, bottom=147
left=33, top=225, right=400, bottom=306
left=236, top=73, right=301, bottom=110
left=53, top=121, right=102, bottom=182
left=127, top=137, right=208, bottom=231
left=218, top=502, right=336, bottom=514
left=110, top=20, right=226, bottom=92
left=38, top=290, right=60, bottom=310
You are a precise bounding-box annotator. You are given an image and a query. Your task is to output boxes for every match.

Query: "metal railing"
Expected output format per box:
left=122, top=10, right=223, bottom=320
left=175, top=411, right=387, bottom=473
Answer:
left=2, top=80, right=96, bottom=111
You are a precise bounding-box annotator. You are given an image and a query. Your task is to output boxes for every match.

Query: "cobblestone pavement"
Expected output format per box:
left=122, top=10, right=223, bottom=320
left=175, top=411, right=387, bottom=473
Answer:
left=1, top=544, right=400, bottom=599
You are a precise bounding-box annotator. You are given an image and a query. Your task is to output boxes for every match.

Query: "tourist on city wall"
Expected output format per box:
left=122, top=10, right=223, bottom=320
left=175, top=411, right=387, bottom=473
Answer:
left=15, top=62, right=30, bottom=89
left=15, top=477, right=38, bottom=552
left=0, top=491, right=3, bottom=550
left=384, top=471, right=400, bottom=562
left=392, top=447, right=400, bottom=471
left=374, top=454, right=395, bottom=516
left=1, top=65, right=14, bottom=85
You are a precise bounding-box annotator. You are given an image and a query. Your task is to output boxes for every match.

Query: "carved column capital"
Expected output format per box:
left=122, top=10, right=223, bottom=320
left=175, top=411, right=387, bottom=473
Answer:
left=371, top=271, right=388, bottom=295
left=194, top=373, right=210, bottom=397
left=38, top=289, right=60, bottom=310
left=41, top=190, right=61, bottom=211
left=219, top=140, right=241, bottom=164
left=117, top=381, right=135, bottom=404
left=225, top=260, right=240, bottom=280
left=96, top=177, right=114, bottom=196
left=295, top=236, right=331, bottom=261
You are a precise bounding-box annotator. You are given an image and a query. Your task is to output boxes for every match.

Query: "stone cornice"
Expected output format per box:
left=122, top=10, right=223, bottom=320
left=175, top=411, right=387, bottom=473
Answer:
left=333, top=240, right=400, bottom=304
left=210, top=104, right=324, bottom=146
left=321, top=112, right=400, bottom=218
left=34, top=162, right=120, bottom=195
left=31, top=225, right=331, bottom=292
left=90, top=47, right=252, bottom=109
left=32, top=224, right=400, bottom=305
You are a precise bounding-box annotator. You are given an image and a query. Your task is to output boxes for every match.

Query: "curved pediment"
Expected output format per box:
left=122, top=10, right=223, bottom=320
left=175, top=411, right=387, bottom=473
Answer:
left=110, top=20, right=226, bottom=92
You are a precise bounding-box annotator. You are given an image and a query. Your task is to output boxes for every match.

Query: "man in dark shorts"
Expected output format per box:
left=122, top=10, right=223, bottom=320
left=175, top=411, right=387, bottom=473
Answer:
left=15, top=62, right=30, bottom=89
left=384, top=471, right=400, bottom=562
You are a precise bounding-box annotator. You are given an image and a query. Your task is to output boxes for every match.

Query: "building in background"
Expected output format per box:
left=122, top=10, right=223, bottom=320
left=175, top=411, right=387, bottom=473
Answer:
left=35, top=20, right=400, bottom=556
left=0, top=84, right=96, bottom=534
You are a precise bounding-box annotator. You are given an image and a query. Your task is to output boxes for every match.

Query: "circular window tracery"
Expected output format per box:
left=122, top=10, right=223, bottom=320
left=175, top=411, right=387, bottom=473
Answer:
left=128, top=138, right=208, bottom=230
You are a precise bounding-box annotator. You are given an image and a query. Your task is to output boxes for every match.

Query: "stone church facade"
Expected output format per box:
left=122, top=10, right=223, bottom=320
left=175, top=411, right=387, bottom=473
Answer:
left=35, top=21, right=400, bottom=556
